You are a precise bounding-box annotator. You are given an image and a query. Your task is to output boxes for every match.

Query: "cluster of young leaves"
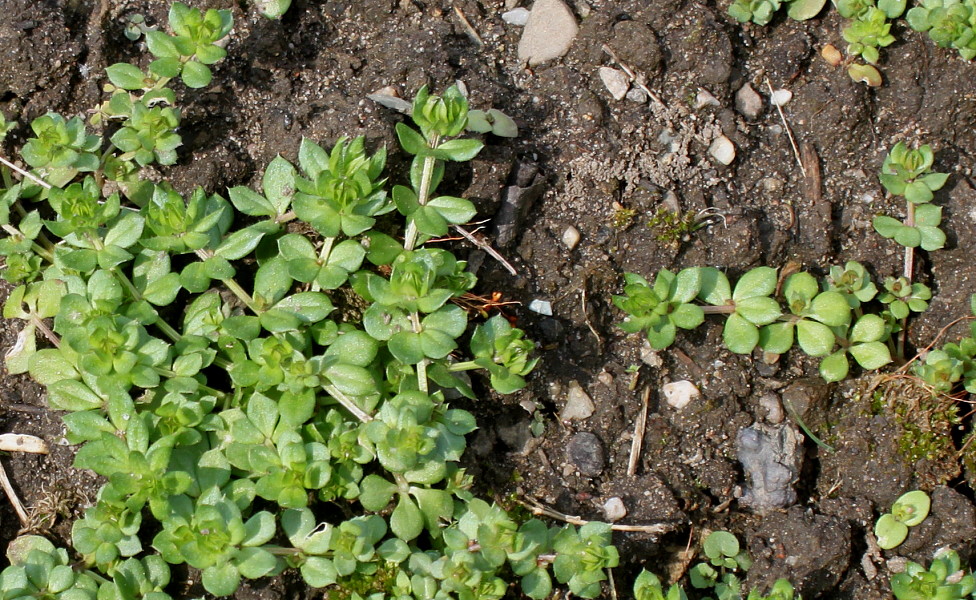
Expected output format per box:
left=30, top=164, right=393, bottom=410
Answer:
left=890, top=549, right=976, bottom=600
left=837, top=0, right=906, bottom=64
left=727, top=0, right=826, bottom=25
left=907, top=0, right=976, bottom=60
left=913, top=294, right=976, bottom=393
left=872, top=142, right=950, bottom=251
left=614, top=261, right=907, bottom=382
left=874, top=490, right=931, bottom=549
left=0, top=12, right=624, bottom=595
left=632, top=532, right=798, bottom=600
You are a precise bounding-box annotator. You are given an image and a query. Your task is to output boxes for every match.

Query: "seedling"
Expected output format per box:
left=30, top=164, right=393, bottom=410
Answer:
left=613, top=269, right=705, bottom=350
left=727, top=0, right=826, bottom=25
left=890, top=549, right=976, bottom=600
left=907, top=0, right=976, bottom=60
left=875, top=490, right=931, bottom=549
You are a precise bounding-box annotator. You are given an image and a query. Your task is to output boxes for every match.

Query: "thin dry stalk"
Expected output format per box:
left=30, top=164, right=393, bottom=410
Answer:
left=627, top=386, right=651, bottom=476
left=0, top=458, right=29, bottom=527
left=764, top=79, right=806, bottom=177
left=453, top=225, right=518, bottom=276
left=0, top=155, right=52, bottom=189
left=452, top=6, right=483, bottom=46
left=519, top=495, right=673, bottom=534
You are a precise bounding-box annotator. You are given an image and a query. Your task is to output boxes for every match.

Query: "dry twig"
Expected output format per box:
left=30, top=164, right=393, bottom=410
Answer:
left=453, top=225, right=518, bottom=276
left=519, top=495, right=674, bottom=534
left=764, top=79, right=806, bottom=177
left=0, top=458, right=29, bottom=527
left=601, top=44, right=667, bottom=110
left=452, top=6, right=483, bottom=47
left=0, top=155, right=52, bottom=190
left=627, top=386, right=651, bottom=476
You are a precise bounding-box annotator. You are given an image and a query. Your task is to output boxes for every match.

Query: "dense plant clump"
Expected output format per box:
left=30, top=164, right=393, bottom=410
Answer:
left=0, top=4, right=621, bottom=599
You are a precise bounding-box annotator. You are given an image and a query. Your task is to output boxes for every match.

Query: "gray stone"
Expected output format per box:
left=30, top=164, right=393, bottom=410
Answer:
left=736, top=422, right=803, bottom=513
left=560, top=380, right=595, bottom=421
left=735, top=82, right=763, bottom=120
left=517, top=0, right=579, bottom=66
left=598, top=66, right=629, bottom=100
left=603, top=496, right=627, bottom=521
left=567, top=432, right=605, bottom=476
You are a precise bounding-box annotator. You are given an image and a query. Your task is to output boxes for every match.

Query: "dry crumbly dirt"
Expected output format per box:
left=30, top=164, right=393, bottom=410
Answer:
left=2, top=0, right=976, bottom=598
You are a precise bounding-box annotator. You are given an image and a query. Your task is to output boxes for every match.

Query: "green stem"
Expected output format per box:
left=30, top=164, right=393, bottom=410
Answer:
left=194, top=248, right=263, bottom=314
left=323, top=383, right=372, bottom=422
left=310, top=237, right=335, bottom=292
left=701, top=304, right=736, bottom=315
left=1, top=224, right=55, bottom=263
left=402, top=135, right=442, bottom=252
left=448, top=360, right=479, bottom=372
left=407, top=311, right=429, bottom=394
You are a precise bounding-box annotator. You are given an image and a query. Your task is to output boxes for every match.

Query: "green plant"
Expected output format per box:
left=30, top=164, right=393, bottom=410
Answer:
left=907, top=0, right=976, bottom=60
left=874, top=490, right=931, bottom=549
left=836, top=0, right=906, bottom=63
left=0, top=7, right=621, bottom=599
left=873, top=142, right=949, bottom=251
left=612, top=269, right=705, bottom=350
left=465, top=109, right=519, bottom=138
left=647, top=207, right=710, bottom=244
left=727, top=0, right=826, bottom=25
left=634, top=569, right=689, bottom=600
left=890, top=549, right=976, bottom=600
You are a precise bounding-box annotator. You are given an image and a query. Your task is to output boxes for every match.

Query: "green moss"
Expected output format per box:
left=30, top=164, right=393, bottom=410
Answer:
left=647, top=208, right=705, bottom=244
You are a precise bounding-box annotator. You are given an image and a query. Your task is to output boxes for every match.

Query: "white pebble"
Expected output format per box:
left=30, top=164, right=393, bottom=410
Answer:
left=528, top=299, right=552, bottom=316
left=562, top=225, right=580, bottom=250
left=695, top=88, right=720, bottom=109
left=603, top=496, right=627, bottom=521
left=709, top=135, right=736, bottom=165
left=502, top=7, right=530, bottom=26
left=735, top=83, right=763, bottom=120
left=560, top=380, right=595, bottom=421
left=771, top=89, right=793, bottom=107
left=599, top=66, right=630, bottom=101
left=663, top=380, right=700, bottom=410
left=625, top=88, right=647, bottom=103
left=641, top=341, right=663, bottom=367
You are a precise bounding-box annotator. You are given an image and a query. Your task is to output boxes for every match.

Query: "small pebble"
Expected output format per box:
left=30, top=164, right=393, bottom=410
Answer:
left=603, top=497, right=627, bottom=522
left=662, top=380, right=700, bottom=409
left=735, top=83, right=763, bottom=120
left=562, top=225, right=581, bottom=250
left=517, top=0, right=579, bottom=66
left=709, top=135, right=736, bottom=165
left=625, top=88, right=647, bottom=103
left=770, top=89, right=793, bottom=107
left=597, top=370, right=614, bottom=386
left=695, top=88, right=720, bottom=109
left=759, top=393, right=784, bottom=424
left=641, top=341, right=663, bottom=368
left=560, top=380, right=595, bottom=421
left=598, top=66, right=630, bottom=101
left=528, top=299, right=552, bottom=315
left=567, top=432, right=605, bottom=477
left=502, top=7, right=530, bottom=26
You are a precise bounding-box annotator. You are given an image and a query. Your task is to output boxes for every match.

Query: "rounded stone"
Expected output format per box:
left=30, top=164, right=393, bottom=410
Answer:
left=567, top=432, right=605, bottom=477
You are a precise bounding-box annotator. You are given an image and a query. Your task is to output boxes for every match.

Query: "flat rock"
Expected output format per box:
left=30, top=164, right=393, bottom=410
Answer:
left=735, top=83, right=763, bottom=120
left=598, top=66, right=629, bottom=100
left=517, top=0, right=578, bottom=66
left=567, top=432, right=605, bottom=477
left=560, top=380, right=595, bottom=420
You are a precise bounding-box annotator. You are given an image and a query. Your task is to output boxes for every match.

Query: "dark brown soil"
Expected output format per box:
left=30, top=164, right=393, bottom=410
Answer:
left=2, top=0, right=976, bottom=598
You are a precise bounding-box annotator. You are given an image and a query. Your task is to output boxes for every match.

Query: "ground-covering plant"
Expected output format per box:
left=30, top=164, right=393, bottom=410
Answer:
left=890, top=549, right=976, bottom=600
left=0, top=4, right=621, bottom=599
left=874, top=490, right=931, bottom=549
left=632, top=531, right=798, bottom=600
left=907, top=0, right=976, bottom=60
left=614, top=141, right=952, bottom=384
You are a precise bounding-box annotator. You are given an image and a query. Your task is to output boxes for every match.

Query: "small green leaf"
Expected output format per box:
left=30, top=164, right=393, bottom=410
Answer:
left=873, top=215, right=902, bottom=238
left=395, top=123, right=429, bottom=156
left=201, top=563, right=241, bottom=597
left=850, top=341, right=892, bottom=370
left=787, top=0, right=827, bottom=20
left=796, top=319, right=835, bottom=357
left=228, top=186, right=276, bottom=217
left=735, top=296, right=782, bottom=326
left=391, top=494, right=423, bottom=541
left=723, top=313, right=760, bottom=354
left=697, top=267, right=732, bottom=305
left=433, top=139, right=484, bottom=162
left=892, top=490, right=930, bottom=526
left=874, top=513, right=908, bottom=549
left=809, top=291, right=851, bottom=326
left=920, top=172, right=949, bottom=192
left=820, top=351, right=850, bottom=382
left=301, top=557, right=338, bottom=588
left=904, top=180, right=934, bottom=204
left=181, top=61, right=212, bottom=89
left=703, top=531, right=739, bottom=561
left=893, top=226, right=921, bottom=248
left=106, top=63, right=147, bottom=90
left=918, top=226, right=946, bottom=251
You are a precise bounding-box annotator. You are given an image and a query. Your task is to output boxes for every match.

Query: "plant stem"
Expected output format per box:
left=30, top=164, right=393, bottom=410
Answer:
left=310, top=236, right=335, bottom=292
left=30, top=315, right=60, bottom=348
left=899, top=200, right=916, bottom=359
left=323, top=383, right=372, bottom=422
left=701, top=304, right=736, bottom=315
left=402, top=136, right=441, bottom=252
left=193, top=248, right=262, bottom=314
left=408, top=311, right=430, bottom=394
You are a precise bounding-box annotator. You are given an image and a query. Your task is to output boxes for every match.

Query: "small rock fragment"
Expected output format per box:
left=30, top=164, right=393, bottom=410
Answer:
left=737, top=423, right=803, bottom=513
left=560, top=380, right=595, bottom=421
left=641, top=341, right=663, bottom=368
left=625, top=87, right=647, bottom=103
left=528, top=299, right=552, bottom=316
left=367, top=87, right=412, bottom=115
left=502, top=7, right=530, bottom=26
left=663, top=380, right=700, bottom=409
left=517, top=0, right=579, bottom=66
left=770, top=88, right=793, bottom=107
left=735, top=83, right=763, bottom=120
left=567, top=432, right=605, bottom=476
left=821, top=44, right=843, bottom=66
left=597, top=369, right=613, bottom=386
left=561, top=225, right=580, bottom=250
left=603, top=496, right=627, bottom=522
left=759, top=393, right=784, bottom=424
left=598, top=66, right=630, bottom=100
left=695, top=88, right=720, bottom=109
left=709, top=135, right=736, bottom=165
